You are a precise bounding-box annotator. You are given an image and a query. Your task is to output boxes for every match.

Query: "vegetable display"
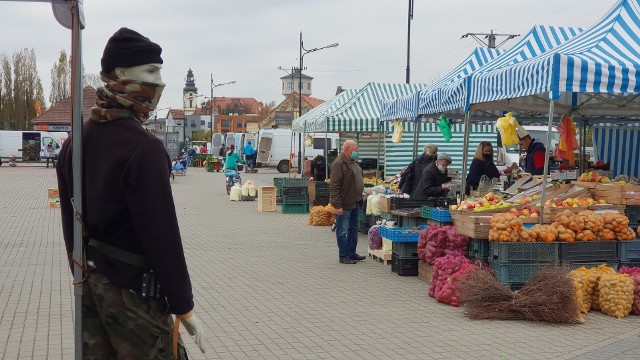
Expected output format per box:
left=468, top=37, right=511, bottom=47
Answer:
left=435, top=263, right=479, bottom=307
left=368, top=225, right=382, bottom=250
left=618, top=266, right=640, bottom=315
left=428, top=252, right=470, bottom=298
left=488, top=213, right=537, bottom=242
left=598, top=274, right=635, bottom=319
left=569, top=267, right=596, bottom=314
left=308, top=204, right=335, bottom=226
left=417, top=226, right=469, bottom=265
left=589, top=264, right=617, bottom=311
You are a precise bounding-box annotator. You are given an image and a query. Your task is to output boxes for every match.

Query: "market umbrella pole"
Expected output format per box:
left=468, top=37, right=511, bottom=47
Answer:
left=539, top=100, right=555, bottom=225
left=70, top=3, right=84, bottom=358
left=460, top=111, right=471, bottom=200
left=324, top=126, right=328, bottom=179
left=376, top=120, right=382, bottom=183
left=412, top=117, right=419, bottom=159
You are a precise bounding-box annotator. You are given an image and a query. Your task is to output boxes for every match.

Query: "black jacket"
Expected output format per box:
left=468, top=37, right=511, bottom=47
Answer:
left=399, top=155, right=436, bottom=196
left=466, top=158, right=501, bottom=190
left=310, top=160, right=328, bottom=182
left=56, top=118, right=194, bottom=315
left=413, top=162, right=451, bottom=199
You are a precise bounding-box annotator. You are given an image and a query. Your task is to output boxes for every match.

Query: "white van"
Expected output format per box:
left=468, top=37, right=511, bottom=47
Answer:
left=255, top=128, right=339, bottom=173
left=0, top=130, right=61, bottom=162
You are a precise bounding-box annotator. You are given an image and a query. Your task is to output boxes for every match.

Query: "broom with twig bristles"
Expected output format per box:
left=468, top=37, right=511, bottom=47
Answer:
left=457, top=266, right=583, bottom=324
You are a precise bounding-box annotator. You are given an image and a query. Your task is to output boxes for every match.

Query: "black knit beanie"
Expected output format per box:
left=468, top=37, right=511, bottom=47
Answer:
left=100, top=27, right=163, bottom=74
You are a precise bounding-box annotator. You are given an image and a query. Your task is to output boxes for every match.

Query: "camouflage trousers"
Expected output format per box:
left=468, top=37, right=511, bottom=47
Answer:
left=82, top=271, right=188, bottom=359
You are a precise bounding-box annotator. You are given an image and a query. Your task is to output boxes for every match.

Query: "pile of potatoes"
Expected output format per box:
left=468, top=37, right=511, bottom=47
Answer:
left=598, top=274, right=635, bottom=319
left=308, top=204, right=335, bottom=226
left=488, top=213, right=537, bottom=242
left=570, top=267, right=596, bottom=314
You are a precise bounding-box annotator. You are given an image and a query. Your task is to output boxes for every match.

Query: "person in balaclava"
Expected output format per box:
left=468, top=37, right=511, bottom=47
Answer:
left=413, top=153, right=453, bottom=199
left=56, top=27, right=206, bottom=359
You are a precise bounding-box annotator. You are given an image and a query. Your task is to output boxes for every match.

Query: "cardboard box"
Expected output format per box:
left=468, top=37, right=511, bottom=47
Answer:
left=379, top=196, right=391, bottom=213
left=48, top=188, right=60, bottom=208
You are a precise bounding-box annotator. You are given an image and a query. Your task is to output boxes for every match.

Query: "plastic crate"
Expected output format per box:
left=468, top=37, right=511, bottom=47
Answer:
left=282, top=177, right=309, bottom=188
left=391, top=253, right=419, bottom=276
left=282, top=187, right=308, bottom=196
left=397, top=216, right=429, bottom=228
left=384, top=226, right=427, bottom=242
left=619, top=262, right=640, bottom=269
left=563, top=261, right=619, bottom=271
left=489, top=261, right=548, bottom=284
left=430, top=208, right=452, bottom=222
left=626, top=206, right=640, bottom=227
left=281, top=203, right=309, bottom=214
left=273, top=178, right=284, bottom=196
left=618, top=239, right=640, bottom=262
left=391, top=198, right=435, bottom=210
left=424, top=197, right=457, bottom=207
left=313, top=199, right=329, bottom=206
left=468, top=239, right=490, bottom=260
left=315, top=182, right=330, bottom=196
left=421, top=206, right=433, bottom=219
left=392, top=242, right=419, bottom=258
left=282, top=195, right=309, bottom=205
left=555, top=241, right=618, bottom=263
left=489, top=242, right=557, bottom=264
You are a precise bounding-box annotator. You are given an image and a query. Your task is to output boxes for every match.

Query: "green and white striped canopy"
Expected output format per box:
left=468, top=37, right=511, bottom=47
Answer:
left=291, top=89, right=358, bottom=132
left=306, top=83, right=426, bottom=133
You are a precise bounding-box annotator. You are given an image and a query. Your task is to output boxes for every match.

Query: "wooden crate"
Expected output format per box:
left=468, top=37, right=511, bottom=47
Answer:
left=379, top=197, right=391, bottom=213
left=452, top=214, right=492, bottom=239
left=571, top=181, right=598, bottom=189
left=257, top=186, right=277, bottom=212
left=368, top=248, right=392, bottom=265
left=588, top=204, right=626, bottom=213
left=418, top=260, right=433, bottom=283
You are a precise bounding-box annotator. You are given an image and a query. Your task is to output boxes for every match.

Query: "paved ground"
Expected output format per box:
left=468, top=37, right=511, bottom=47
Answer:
left=1, top=164, right=640, bottom=359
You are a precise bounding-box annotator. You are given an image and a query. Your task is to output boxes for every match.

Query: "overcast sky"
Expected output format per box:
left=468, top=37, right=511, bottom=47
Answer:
left=0, top=0, right=619, bottom=114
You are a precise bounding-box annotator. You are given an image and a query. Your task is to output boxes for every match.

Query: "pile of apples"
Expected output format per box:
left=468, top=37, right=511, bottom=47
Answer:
left=543, top=196, right=606, bottom=208
left=512, top=194, right=541, bottom=205
left=579, top=171, right=611, bottom=183
left=450, top=192, right=513, bottom=211
left=509, top=205, right=541, bottom=219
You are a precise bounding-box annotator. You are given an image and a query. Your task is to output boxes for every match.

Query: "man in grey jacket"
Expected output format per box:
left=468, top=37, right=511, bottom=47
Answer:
left=330, top=140, right=365, bottom=264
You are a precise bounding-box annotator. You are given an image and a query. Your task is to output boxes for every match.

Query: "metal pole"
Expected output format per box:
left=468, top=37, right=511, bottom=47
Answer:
left=214, top=74, right=216, bottom=140
left=405, top=0, right=414, bottom=83
left=412, top=118, right=419, bottom=159
left=539, top=100, right=555, bottom=224
left=325, top=125, right=328, bottom=179
left=460, top=112, right=471, bottom=199
left=298, top=32, right=303, bottom=175
left=70, top=2, right=83, bottom=358
left=376, top=121, right=382, bottom=183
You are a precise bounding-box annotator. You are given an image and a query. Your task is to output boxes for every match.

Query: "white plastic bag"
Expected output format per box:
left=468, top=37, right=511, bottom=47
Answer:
left=241, top=183, right=249, bottom=196
left=230, top=184, right=242, bottom=201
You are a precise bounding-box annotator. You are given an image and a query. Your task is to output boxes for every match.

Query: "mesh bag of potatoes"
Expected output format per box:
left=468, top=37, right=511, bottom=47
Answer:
left=570, top=267, right=595, bottom=314
left=308, top=204, right=335, bottom=226
left=590, top=264, right=617, bottom=311
left=598, top=273, right=635, bottom=319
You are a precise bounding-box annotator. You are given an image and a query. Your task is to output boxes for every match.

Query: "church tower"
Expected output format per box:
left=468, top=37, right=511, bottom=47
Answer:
left=183, top=68, right=198, bottom=115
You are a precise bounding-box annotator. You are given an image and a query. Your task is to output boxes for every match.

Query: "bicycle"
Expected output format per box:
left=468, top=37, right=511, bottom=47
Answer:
left=224, top=164, right=243, bottom=195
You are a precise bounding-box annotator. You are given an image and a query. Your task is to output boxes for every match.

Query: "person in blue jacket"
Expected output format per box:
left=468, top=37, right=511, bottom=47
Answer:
left=242, top=141, right=256, bottom=173
left=466, top=141, right=501, bottom=194
left=517, top=127, right=547, bottom=175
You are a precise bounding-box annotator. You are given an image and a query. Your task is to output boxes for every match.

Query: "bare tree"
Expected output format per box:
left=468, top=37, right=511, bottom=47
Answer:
left=0, top=53, right=13, bottom=129
left=49, top=49, right=71, bottom=107
left=83, top=72, right=103, bottom=89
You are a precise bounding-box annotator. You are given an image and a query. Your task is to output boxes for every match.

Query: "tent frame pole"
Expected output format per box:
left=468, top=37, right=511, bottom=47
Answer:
left=412, top=117, right=419, bottom=159
left=460, top=111, right=471, bottom=200
left=70, top=3, right=84, bottom=359
left=376, top=121, right=382, bottom=183
left=539, top=100, right=556, bottom=224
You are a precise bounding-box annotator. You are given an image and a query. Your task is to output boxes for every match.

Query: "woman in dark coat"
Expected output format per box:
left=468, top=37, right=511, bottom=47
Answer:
left=413, top=153, right=453, bottom=199
left=398, top=144, right=438, bottom=196
left=310, top=155, right=328, bottom=182
left=466, top=141, right=501, bottom=193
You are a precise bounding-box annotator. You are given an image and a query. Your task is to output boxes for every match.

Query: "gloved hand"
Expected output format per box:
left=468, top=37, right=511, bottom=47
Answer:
left=177, top=311, right=207, bottom=354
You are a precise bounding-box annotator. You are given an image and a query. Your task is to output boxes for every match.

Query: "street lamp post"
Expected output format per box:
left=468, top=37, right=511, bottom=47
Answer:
left=210, top=75, right=236, bottom=137
left=297, top=32, right=338, bottom=175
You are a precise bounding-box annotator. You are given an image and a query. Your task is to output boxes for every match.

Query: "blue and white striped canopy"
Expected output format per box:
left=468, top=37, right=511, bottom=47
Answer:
left=380, top=47, right=504, bottom=121
left=291, top=89, right=358, bottom=133
left=321, top=82, right=425, bottom=132
left=420, top=25, right=583, bottom=116
left=468, top=0, right=640, bottom=111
